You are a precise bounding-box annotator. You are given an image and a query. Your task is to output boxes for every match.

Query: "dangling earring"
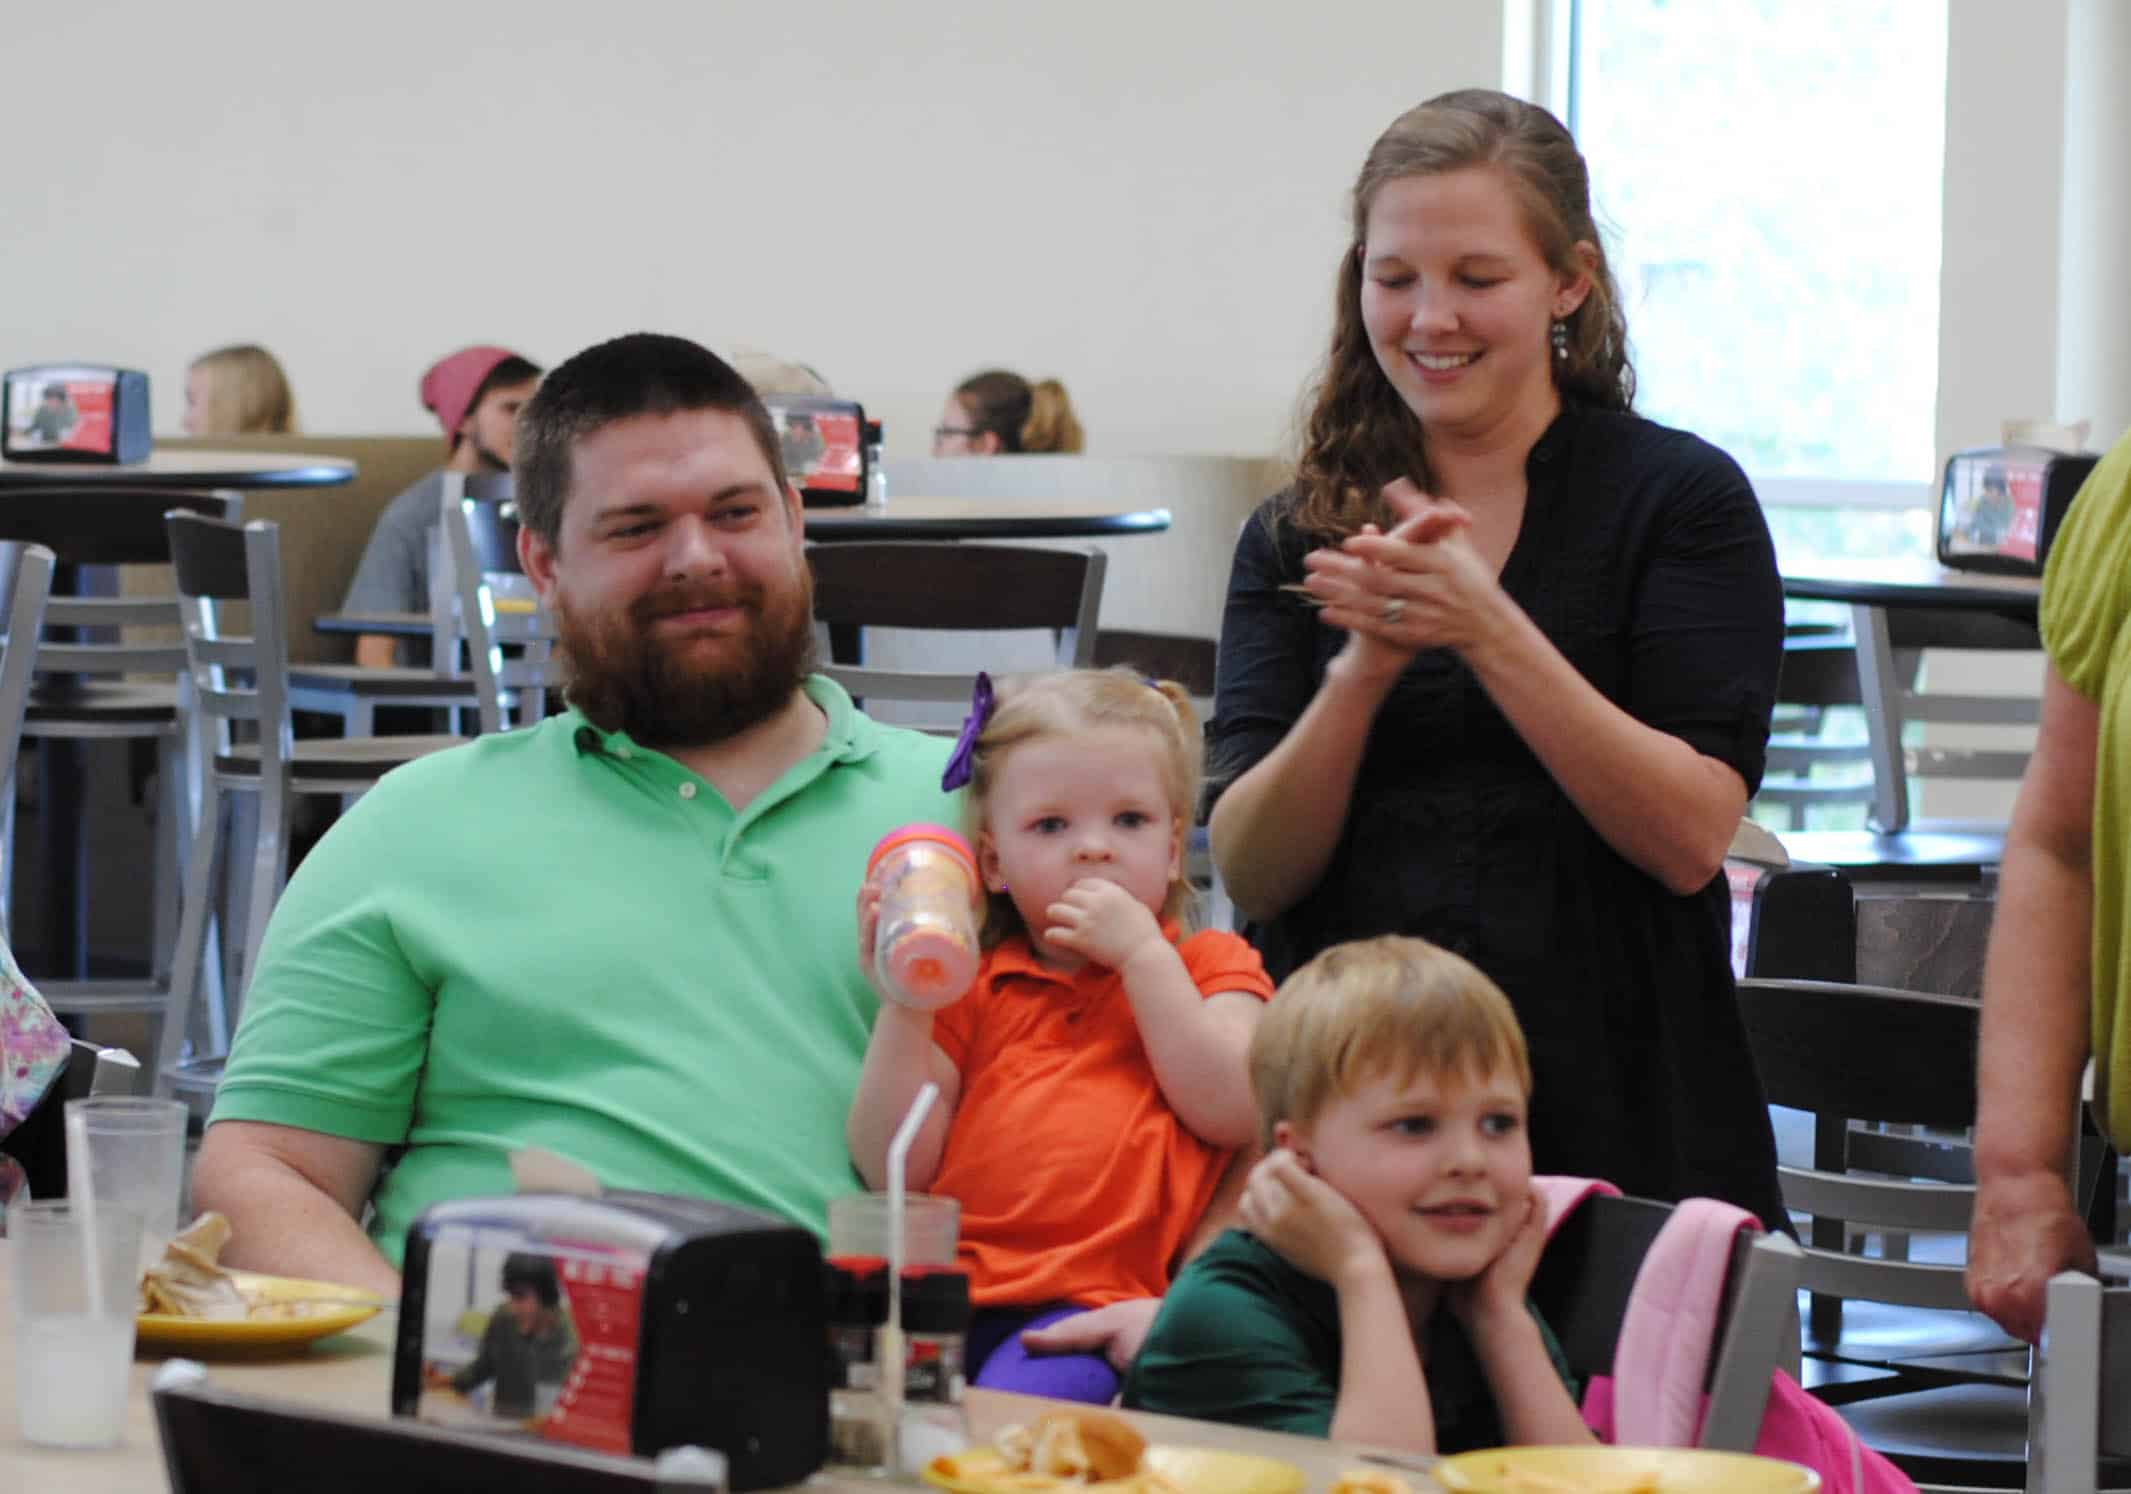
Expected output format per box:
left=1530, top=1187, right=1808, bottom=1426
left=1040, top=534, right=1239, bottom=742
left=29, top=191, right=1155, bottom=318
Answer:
left=1550, top=318, right=1570, bottom=362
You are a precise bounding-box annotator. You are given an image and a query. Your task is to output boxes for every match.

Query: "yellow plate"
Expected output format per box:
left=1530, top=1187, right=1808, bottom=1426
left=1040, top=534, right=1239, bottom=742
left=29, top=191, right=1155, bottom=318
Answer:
left=1433, top=1445, right=1820, bottom=1494
left=136, top=1271, right=383, bottom=1353
left=924, top=1445, right=1307, bottom=1494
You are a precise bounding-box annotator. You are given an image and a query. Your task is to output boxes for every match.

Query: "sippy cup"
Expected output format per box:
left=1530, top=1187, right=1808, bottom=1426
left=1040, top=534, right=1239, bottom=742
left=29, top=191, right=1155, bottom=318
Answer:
left=866, top=825, right=981, bottom=1010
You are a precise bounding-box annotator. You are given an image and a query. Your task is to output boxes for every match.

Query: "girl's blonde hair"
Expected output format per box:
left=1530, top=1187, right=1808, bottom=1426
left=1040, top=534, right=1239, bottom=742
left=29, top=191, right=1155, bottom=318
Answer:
left=1250, top=935, right=1532, bottom=1151
left=963, top=667, right=1202, bottom=944
left=189, top=344, right=299, bottom=435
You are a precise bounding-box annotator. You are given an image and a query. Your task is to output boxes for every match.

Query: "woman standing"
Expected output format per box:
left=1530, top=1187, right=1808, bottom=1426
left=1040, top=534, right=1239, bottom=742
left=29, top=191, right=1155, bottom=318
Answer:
left=1209, top=90, right=1785, bottom=1222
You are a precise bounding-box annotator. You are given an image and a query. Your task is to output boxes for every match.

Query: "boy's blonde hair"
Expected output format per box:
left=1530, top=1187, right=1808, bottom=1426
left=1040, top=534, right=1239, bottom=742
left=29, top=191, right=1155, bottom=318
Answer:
left=1250, top=935, right=1532, bottom=1150
left=963, top=667, right=1202, bottom=945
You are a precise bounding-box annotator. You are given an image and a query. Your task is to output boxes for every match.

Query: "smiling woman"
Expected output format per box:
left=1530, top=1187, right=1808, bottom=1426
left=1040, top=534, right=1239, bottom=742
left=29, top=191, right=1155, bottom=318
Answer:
left=1206, top=89, right=1788, bottom=1226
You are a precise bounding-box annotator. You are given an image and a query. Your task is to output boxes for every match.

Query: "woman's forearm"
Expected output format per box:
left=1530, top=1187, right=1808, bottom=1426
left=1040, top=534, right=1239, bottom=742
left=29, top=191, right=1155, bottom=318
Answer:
left=1976, top=832, right=2092, bottom=1183
left=1210, top=657, right=1395, bottom=921
left=1462, top=605, right=1745, bottom=894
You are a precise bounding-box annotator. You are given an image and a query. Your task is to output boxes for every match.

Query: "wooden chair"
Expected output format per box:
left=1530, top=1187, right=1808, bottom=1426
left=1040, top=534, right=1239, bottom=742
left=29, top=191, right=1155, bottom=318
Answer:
left=157, top=512, right=464, bottom=1100
left=1738, top=975, right=2039, bottom=1485
left=1530, top=1190, right=1803, bottom=1451
left=808, top=542, right=1105, bottom=724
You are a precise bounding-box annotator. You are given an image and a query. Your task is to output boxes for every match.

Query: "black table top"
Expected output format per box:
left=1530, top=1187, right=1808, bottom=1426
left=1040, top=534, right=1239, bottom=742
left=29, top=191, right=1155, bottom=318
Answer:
left=0, top=447, right=354, bottom=489
left=1779, top=552, right=2040, bottom=617
left=800, top=496, right=1171, bottom=541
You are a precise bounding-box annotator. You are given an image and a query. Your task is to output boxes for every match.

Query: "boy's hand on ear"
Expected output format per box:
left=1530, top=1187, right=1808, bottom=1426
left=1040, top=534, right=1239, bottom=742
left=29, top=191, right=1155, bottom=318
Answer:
left=1241, top=1149, right=1388, bottom=1293
left=1449, top=1182, right=1547, bottom=1328
left=1046, top=878, right=1166, bottom=971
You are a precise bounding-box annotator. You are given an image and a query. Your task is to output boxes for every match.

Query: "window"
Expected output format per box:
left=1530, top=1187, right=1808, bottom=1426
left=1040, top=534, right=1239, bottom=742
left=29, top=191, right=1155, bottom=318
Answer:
left=1567, top=0, right=1949, bottom=500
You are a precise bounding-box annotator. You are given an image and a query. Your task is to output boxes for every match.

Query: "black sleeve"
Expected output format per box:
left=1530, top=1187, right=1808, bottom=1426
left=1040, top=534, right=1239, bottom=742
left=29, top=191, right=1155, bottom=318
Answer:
left=1207, top=503, right=1319, bottom=799
left=1625, top=442, right=1784, bottom=795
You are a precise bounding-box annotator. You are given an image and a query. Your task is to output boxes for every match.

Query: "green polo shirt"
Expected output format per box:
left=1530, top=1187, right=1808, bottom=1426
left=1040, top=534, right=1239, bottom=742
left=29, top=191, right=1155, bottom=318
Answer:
left=209, top=677, right=955, bottom=1265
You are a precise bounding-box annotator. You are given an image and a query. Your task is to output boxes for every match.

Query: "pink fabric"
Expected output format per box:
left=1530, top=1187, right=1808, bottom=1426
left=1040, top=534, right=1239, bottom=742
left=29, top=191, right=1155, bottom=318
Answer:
left=418, top=346, right=525, bottom=439
left=1611, top=1197, right=1758, bottom=1445
left=1583, top=1372, right=1912, bottom=1494
left=1534, top=1173, right=1621, bottom=1238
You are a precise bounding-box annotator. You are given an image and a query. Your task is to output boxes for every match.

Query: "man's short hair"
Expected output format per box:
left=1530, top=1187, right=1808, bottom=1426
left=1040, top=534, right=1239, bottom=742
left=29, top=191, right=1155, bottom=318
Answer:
left=499, top=1251, right=561, bottom=1308
left=1250, top=935, right=1533, bottom=1151
left=515, top=333, right=788, bottom=549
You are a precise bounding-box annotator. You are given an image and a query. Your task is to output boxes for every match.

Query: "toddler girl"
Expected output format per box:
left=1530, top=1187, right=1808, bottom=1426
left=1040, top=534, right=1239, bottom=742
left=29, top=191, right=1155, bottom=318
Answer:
left=848, top=668, right=1272, bottom=1403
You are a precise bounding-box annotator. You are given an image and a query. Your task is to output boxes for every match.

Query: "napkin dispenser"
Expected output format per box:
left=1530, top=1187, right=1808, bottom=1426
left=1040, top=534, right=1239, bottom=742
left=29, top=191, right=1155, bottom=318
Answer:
left=393, top=1191, right=828, bottom=1490
left=1937, top=445, right=2101, bottom=576
left=2, top=363, right=151, bottom=463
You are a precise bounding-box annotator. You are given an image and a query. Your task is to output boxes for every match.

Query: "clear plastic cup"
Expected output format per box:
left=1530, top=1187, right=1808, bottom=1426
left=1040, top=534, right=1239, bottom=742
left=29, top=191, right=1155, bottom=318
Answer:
left=64, top=1097, right=188, bottom=1275
left=827, top=1192, right=960, bottom=1269
left=867, top=825, right=981, bottom=1011
left=9, top=1200, right=144, bottom=1449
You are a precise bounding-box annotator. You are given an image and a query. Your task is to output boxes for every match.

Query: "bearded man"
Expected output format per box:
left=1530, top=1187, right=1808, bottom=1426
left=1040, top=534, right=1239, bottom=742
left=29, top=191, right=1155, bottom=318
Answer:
left=194, top=334, right=954, bottom=1294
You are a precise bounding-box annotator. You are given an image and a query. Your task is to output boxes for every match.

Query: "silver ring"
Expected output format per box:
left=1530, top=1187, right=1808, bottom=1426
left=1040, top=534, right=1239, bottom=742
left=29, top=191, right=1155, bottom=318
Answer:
left=1379, top=597, right=1406, bottom=625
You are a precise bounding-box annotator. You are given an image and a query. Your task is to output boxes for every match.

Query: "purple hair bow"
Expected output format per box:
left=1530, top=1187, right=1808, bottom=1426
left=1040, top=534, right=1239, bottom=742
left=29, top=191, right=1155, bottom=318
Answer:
left=941, top=671, right=995, bottom=792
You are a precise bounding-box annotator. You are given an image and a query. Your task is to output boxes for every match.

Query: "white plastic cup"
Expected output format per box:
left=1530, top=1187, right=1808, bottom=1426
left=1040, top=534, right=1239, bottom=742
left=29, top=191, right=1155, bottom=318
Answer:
left=9, top=1200, right=144, bottom=1449
left=867, top=825, right=981, bottom=1011
left=827, top=1193, right=959, bottom=1270
left=64, top=1097, right=188, bottom=1275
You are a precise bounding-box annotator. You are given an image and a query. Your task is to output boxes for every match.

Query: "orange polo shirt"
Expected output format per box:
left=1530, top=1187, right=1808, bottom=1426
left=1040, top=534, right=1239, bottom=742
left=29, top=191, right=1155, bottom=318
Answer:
left=928, top=928, right=1273, bottom=1309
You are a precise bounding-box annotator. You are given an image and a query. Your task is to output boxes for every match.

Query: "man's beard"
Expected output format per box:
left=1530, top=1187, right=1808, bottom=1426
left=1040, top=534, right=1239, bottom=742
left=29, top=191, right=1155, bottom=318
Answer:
left=555, top=569, right=818, bottom=749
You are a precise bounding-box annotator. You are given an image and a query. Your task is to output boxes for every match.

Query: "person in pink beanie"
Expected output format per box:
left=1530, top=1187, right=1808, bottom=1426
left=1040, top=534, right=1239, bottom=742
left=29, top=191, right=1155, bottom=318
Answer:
left=343, top=346, right=543, bottom=667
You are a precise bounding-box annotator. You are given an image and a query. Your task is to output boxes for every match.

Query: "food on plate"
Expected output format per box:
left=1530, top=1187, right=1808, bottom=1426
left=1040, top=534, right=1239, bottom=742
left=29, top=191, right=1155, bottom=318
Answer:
left=137, top=1211, right=330, bottom=1321
left=138, top=1213, right=251, bottom=1319
left=1330, top=1471, right=1416, bottom=1494
left=996, top=1410, right=1149, bottom=1484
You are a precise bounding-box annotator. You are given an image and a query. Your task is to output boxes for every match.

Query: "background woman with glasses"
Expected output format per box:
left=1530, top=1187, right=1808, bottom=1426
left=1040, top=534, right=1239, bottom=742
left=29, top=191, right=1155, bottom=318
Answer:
left=933, top=368, right=1086, bottom=456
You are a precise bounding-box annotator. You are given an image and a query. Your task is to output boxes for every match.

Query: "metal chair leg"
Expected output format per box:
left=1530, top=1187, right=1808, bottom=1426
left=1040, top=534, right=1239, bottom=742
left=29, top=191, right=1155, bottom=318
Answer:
left=157, top=783, right=226, bottom=1095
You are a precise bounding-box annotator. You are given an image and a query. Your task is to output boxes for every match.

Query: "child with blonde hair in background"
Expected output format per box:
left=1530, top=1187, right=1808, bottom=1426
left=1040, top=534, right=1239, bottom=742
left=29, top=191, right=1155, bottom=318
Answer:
left=849, top=668, right=1271, bottom=1402
left=183, top=343, right=298, bottom=435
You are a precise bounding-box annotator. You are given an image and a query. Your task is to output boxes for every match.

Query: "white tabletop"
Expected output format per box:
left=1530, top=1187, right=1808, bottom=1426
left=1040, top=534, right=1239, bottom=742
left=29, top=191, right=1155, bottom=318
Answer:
left=0, top=448, right=354, bottom=489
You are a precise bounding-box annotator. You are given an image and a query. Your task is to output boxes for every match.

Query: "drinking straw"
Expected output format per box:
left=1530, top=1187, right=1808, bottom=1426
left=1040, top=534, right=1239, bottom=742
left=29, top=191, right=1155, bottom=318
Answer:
left=64, top=1108, right=107, bottom=1319
left=881, top=1082, right=940, bottom=1422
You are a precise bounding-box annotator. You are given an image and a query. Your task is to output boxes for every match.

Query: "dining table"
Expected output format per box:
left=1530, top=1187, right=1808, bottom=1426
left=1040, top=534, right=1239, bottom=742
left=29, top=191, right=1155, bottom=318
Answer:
left=2, top=447, right=357, bottom=982
left=0, top=1239, right=1399, bottom=1493
left=1778, top=552, right=2041, bottom=837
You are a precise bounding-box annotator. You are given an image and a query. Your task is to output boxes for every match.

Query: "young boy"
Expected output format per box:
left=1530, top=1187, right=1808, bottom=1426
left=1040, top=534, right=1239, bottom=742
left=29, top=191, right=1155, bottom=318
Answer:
left=1120, top=935, right=1593, bottom=1456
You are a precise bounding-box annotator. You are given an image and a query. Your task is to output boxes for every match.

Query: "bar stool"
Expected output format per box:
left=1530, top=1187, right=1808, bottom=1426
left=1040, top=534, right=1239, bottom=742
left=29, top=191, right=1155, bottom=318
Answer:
left=0, top=489, right=238, bottom=1055
left=157, top=512, right=465, bottom=1100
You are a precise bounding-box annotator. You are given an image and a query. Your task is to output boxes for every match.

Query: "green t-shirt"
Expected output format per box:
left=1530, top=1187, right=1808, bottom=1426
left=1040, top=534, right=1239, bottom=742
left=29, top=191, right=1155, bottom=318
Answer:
left=2040, top=427, right=2131, bottom=1144
left=1120, top=1229, right=1578, bottom=1451
left=208, top=678, right=955, bottom=1264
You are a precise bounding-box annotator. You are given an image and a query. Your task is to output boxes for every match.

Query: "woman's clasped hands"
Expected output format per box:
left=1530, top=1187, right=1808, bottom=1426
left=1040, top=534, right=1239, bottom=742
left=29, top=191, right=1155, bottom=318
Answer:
left=1302, top=478, right=1512, bottom=675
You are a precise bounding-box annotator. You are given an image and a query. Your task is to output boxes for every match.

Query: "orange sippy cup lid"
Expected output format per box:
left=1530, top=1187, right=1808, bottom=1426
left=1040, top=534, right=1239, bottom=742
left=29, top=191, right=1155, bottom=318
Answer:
left=866, top=823, right=978, bottom=882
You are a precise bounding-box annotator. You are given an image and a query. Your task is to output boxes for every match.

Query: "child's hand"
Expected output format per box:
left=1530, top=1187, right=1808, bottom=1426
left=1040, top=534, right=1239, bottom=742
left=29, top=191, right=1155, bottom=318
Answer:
left=1448, top=1182, right=1547, bottom=1329
left=854, top=881, right=890, bottom=1001
left=1240, top=1149, right=1390, bottom=1294
left=1045, top=878, right=1167, bottom=971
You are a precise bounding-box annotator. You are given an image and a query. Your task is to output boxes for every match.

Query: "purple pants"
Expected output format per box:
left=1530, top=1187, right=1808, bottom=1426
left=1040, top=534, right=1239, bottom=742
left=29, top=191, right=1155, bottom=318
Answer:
left=967, top=1304, right=1121, bottom=1404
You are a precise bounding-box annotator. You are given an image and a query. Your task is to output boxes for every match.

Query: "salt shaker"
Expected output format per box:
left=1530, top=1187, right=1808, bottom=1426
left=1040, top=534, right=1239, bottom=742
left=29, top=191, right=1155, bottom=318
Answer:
left=895, top=1268, right=971, bottom=1474
left=824, top=1258, right=891, bottom=1473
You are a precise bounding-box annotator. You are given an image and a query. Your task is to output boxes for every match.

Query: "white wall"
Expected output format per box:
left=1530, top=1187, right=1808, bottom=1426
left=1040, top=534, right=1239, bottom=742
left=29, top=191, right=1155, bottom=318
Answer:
left=1, top=1, right=1502, bottom=461
left=2056, top=0, right=2131, bottom=445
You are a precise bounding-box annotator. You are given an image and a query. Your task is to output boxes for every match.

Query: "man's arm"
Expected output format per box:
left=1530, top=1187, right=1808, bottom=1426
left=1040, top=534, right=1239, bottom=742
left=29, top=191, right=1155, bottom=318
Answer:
left=1969, top=666, right=2102, bottom=1341
left=191, top=1119, right=400, bottom=1297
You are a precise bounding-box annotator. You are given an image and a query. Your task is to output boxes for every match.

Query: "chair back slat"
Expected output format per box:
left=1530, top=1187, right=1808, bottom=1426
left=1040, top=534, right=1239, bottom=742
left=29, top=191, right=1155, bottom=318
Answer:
left=41, top=597, right=189, bottom=628
left=31, top=642, right=189, bottom=674
left=1, top=544, right=55, bottom=773
left=1736, top=977, right=1979, bottom=1127
left=166, top=508, right=257, bottom=601
left=0, top=489, right=240, bottom=563
left=809, top=542, right=1105, bottom=637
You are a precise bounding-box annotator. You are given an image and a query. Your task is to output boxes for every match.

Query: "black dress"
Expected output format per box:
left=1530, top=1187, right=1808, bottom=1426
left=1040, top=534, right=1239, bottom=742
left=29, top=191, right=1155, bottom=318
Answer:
left=1210, top=403, right=1788, bottom=1226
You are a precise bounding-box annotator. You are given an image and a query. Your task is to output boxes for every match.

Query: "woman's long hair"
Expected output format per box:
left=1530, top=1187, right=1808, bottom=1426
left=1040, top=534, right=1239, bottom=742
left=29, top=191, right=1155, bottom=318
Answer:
left=1289, top=89, right=1633, bottom=542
